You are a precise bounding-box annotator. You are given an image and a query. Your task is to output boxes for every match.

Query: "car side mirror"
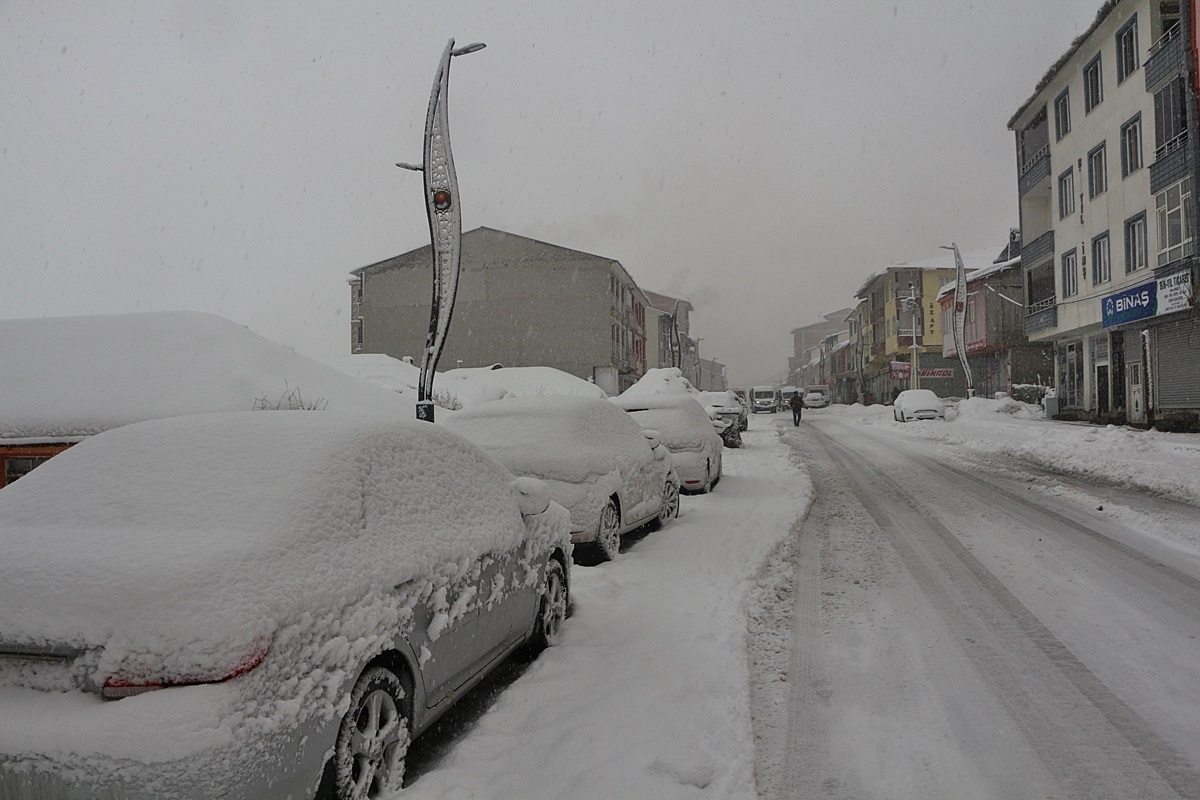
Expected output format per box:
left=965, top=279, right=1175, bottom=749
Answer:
left=511, top=476, right=551, bottom=516
left=642, top=429, right=661, bottom=449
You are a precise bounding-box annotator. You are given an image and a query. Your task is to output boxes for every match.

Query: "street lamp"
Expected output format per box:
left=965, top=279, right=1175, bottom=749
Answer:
left=396, top=38, right=486, bottom=422
left=901, top=282, right=920, bottom=390
left=940, top=242, right=975, bottom=397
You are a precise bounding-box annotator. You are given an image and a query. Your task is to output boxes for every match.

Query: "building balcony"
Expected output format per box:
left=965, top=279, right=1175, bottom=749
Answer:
left=1021, top=230, right=1055, bottom=269
left=1149, top=132, right=1192, bottom=194
left=1145, top=24, right=1186, bottom=91
left=1018, top=145, right=1051, bottom=197
left=1023, top=298, right=1057, bottom=336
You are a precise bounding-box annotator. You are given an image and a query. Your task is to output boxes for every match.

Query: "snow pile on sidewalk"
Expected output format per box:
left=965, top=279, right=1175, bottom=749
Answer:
left=393, top=425, right=810, bottom=800
left=826, top=401, right=1200, bottom=507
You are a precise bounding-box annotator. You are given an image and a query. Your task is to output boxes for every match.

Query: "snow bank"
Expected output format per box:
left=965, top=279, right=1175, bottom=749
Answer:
left=318, top=354, right=509, bottom=409
left=443, top=366, right=607, bottom=400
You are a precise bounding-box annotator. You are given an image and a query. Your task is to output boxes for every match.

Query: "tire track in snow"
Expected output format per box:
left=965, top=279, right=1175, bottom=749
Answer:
left=805, top=419, right=1200, bottom=800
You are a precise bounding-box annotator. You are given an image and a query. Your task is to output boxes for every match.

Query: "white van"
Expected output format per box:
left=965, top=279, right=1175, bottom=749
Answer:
left=750, top=385, right=780, bottom=413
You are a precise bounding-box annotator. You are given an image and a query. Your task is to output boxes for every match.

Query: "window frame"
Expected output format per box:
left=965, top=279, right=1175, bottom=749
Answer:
left=1088, top=142, right=1108, bottom=198
left=1054, top=88, right=1072, bottom=141
left=1091, top=231, right=1112, bottom=285
left=1120, top=114, right=1143, bottom=176
left=1084, top=53, right=1104, bottom=113
left=1061, top=249, right=1079, bottom=298
left=1116, top=16, right=1139, bottom=84
left=1124, top=211, right=1148, bottom=274
left=1156, top=176, right=1194, bottom=266
left=1058, top=168, right=1076, bottom=219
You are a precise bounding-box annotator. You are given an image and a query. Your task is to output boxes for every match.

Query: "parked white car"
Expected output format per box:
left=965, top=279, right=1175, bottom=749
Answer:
left=697, top=390, right=749, bottom=432
left=0, top=411, right=571, bottom=800
left=893, top=389, right=947, bottom=422
left=444, top=395, right=680, bottom=562
left=612, top=394, right=724, bottom=494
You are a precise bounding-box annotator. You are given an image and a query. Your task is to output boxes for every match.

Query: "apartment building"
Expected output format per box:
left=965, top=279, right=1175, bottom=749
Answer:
left=1009, top=0, right=1199, bottom=426
left=349, top=227, right=650, bottom=393
left=854, top=265, right=966, bottom=403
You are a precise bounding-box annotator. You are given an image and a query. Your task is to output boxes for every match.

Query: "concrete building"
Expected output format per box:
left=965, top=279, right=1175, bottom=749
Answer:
left=1009, top=0, right=1200, bottom=427
left=938, top=236, right=1056, bottom=399
left=349, top=227, right=651, bottom=394
left=855, top=264, right=966, bottom=403
left=788, top=309, right=854, bottom=387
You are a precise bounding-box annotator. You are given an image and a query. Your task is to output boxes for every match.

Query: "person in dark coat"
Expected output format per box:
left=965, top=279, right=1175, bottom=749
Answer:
left=789, top=392, right=804, bottom=426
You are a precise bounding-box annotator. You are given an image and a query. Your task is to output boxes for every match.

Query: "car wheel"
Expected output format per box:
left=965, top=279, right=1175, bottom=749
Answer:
left=651, top=479, right=680, bottom=530
left=525, top=558, right=568, bottom=654
left=334, top=666, right=411, bottom=800
left=594, top=498, right=622, bottom=562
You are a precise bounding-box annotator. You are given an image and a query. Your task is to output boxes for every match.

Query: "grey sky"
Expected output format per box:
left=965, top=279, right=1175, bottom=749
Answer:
left=2, top=1, right=1104, bottom=388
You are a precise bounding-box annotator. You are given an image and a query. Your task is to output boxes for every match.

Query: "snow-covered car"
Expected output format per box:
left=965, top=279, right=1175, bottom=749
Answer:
left=612, top=394, right=724, bottom=494
left=443, top=395, right=680, bottom=562
left=802, top=386, right=831, bottom=408
left=893, top=388, right=946, bottom=422
left=0, top=411, right=571, bottom=800
left=697, top=389, right=749, bottom=433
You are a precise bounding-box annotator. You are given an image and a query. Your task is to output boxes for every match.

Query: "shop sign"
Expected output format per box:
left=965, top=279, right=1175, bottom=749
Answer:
left=920, top=368, right=954, bottom=378
left=1157, top=269, right=1193, bottom=316
left=1102, top=280, right=1157, bottom=327
left=890, top=361, right=910, bottom=379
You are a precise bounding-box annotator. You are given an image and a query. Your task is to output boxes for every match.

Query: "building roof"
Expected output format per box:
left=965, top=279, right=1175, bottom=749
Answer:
left=642, top=289, right=694, bottom=315
left=0, top=311, right=410, bottom=443
left=1008, top=0, right=1120, bottom=129
left=351, top=226, right=622, bottom=278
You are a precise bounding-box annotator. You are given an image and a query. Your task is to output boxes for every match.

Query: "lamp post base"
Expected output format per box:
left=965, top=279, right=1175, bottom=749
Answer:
left=416, top=401, right=435, bottom=423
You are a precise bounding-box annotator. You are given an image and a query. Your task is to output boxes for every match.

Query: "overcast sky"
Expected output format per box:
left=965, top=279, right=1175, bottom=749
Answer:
left=2, top=1, right=1106, bottom=387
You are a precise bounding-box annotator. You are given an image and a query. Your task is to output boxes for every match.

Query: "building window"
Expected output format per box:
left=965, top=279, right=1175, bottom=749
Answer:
left=4, top=456, right=53, bottom=486
left=1120, top=114, right=1143, bottom=176
left=1124, top=212, right=1148, bottom=273
left=1054, top=88, right=1071, bottom=140
left=1154, top=76, right=1188, bottom=156
left=1091, top=232, right=1111, bottom=285
left=1084, top=54, right=1103, bottom=112
left=1058, top=168, right=1076, bottom=219
left=1061, top=249, right=1079, bottom=298
left=1088, top=142, right=1108, bottom=198
left=1116, top=17, right=1139, bottom=83
left=1156, top=176, right=1193, bottom=266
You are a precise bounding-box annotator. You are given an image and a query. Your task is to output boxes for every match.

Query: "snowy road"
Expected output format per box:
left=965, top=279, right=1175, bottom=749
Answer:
left=767, top=413, right=1200, bottom=800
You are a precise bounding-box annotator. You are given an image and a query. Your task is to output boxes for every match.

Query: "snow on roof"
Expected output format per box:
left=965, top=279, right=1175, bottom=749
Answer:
left=0, top=411, right=543, bottom=657
left=319, top=354, right=510, bottom=408
left=443, top=365, right=608, bottom=400
left=0, top=312, right=412, bottom=442
left=619, top=367, right=698, bottom=396
left=442, top=395, right=651, bottom=485
left=935, top=254, right=1023, bottom=301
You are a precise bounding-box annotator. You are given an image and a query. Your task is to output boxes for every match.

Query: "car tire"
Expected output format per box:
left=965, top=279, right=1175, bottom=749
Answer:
left=524, top=558, right=568, bottom=655
left=594, top=498, right=622, bottom=562
left=650, top=479, right=680, bottom=530
left=333, top=666, right=411, bottom=800
left=700, top=460, right=714, bottom=494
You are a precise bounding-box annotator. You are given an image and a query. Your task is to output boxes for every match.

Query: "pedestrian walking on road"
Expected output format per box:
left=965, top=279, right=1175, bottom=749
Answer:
left=789, top=392, right=804, bottom=426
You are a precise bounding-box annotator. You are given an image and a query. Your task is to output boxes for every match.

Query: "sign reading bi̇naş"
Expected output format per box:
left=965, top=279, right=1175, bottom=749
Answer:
left=1102, top=270, right=1192, bottom=327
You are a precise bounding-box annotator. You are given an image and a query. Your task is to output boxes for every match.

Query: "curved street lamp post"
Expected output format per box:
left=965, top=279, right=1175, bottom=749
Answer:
left=396, top=38, right=486, bottom=422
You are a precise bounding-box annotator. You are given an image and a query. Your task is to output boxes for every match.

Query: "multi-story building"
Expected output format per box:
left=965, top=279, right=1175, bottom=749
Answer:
left=855, top=264, right=966, bottom=403
left=1009, top=0, right=1199, bottom=426
left=788, top=309, right=853, bottom=387
left=642, top=289, right=694, bottom=372
left=938, top=236, right=1056, bottom=398
left=349, top=227, right=650, bottom=393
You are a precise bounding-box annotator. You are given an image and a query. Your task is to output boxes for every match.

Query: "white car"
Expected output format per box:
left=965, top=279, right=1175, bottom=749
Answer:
left=893, top=389, right=947, bottom=422
left=611, top=394, right=724, bottom=494
left=443, top=395, right=680, bottom=562
left=0, top=411, right=571, bottom=800
left=697, top=389, right=749, bottom=432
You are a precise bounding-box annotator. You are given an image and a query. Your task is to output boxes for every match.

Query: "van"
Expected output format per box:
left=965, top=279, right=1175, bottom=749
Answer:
left=750, top=385, right=780, bottom=413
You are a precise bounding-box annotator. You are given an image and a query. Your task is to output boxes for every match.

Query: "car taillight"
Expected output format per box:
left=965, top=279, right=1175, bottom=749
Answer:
left=101, top=644, right=269, bottom=700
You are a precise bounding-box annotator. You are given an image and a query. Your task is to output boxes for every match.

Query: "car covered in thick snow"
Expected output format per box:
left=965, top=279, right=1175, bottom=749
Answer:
left=443, top=395, right=679, bottom=562
left=893, top=388, right=947, bottom=422
left=697, top=390, right=749, bottom=433
left=611, top=393, right=724, bottom=494
left=0, top=411, right=571, bottom=800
